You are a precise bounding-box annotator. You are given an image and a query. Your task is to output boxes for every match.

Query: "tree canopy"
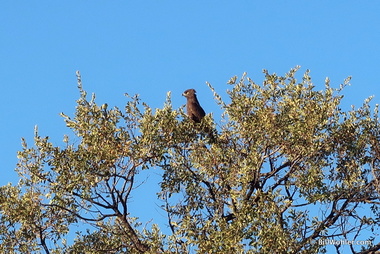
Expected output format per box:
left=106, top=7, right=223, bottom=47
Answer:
left=1, top=67, right=379, bottom=253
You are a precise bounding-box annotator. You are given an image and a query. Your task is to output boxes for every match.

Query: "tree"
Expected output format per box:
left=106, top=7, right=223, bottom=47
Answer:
left=1, top=67, right=379, bottom=253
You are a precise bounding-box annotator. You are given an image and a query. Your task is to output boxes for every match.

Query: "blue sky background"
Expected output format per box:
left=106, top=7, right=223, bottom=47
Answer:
left=1, top=1, right=380, bottom=250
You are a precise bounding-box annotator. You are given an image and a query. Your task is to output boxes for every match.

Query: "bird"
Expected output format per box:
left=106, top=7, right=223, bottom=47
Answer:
left=182, top=89, right=206, bottom=123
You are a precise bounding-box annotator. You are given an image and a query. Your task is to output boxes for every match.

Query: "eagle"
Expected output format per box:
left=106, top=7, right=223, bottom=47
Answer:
left=182, top=89, right=206, bottom=123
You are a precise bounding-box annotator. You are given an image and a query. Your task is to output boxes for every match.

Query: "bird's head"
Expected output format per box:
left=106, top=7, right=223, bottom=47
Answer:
left=182, top=89, right=196, bottom=98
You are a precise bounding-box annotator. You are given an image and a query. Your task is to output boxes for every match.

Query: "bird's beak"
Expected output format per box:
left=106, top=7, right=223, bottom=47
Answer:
left=182, top=92, right=186, bottom=97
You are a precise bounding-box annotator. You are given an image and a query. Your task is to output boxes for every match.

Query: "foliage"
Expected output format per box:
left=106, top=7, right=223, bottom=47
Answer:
left=1, top=67, right=379, bottom=253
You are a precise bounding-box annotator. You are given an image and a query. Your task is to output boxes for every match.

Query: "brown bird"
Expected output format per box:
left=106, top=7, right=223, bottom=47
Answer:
left=182, top=89, right=206, bottom=123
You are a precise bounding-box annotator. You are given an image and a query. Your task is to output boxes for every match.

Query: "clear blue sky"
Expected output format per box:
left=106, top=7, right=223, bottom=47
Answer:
left=1, top=1, right=379, bottom=250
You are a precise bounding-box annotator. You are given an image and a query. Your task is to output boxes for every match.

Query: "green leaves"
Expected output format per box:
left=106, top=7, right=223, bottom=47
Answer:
left=1, top=68, right=379, bottom=253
